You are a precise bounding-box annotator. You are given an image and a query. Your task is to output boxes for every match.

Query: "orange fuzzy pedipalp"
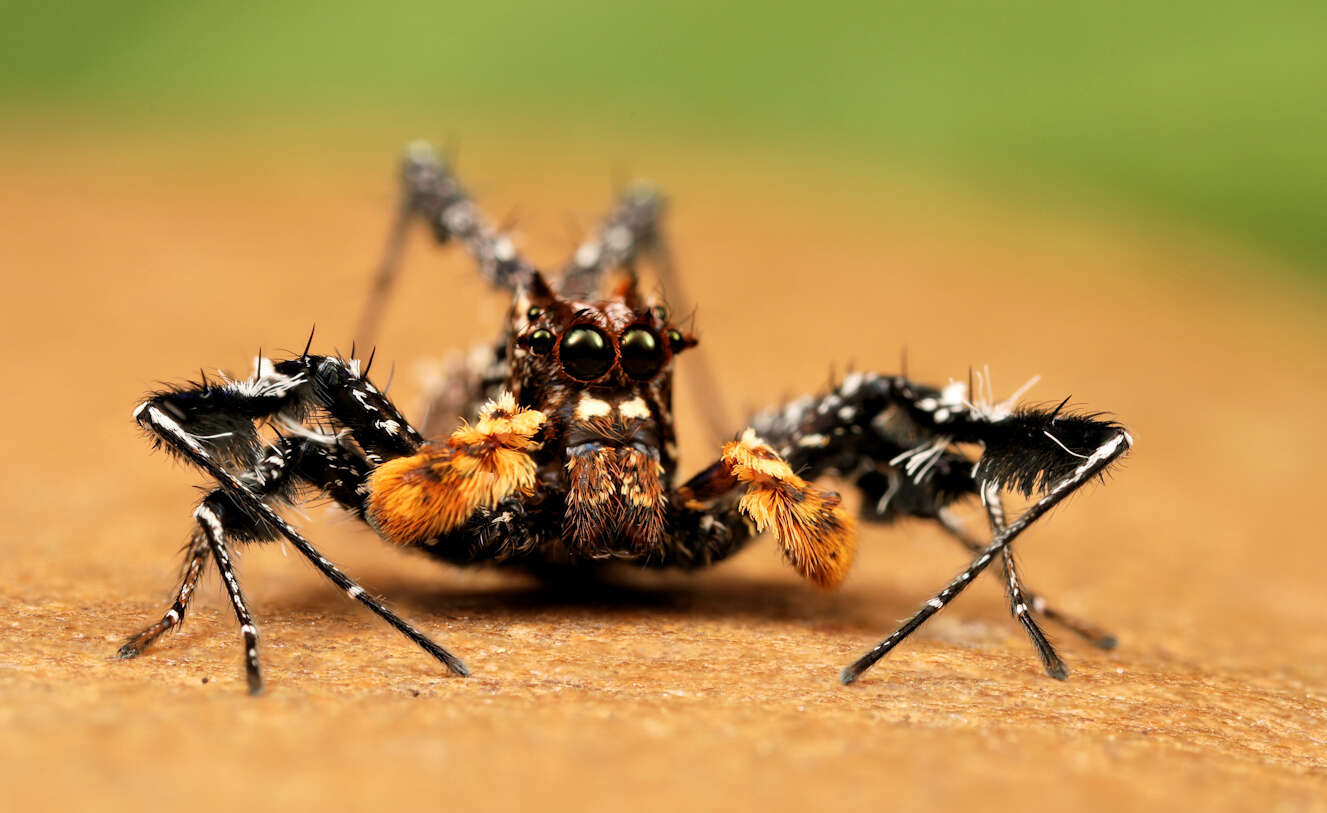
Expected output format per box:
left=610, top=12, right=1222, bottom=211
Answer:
left=367, top=393, right=545, bottom=547
left=723, top=429, right=857, bottom=589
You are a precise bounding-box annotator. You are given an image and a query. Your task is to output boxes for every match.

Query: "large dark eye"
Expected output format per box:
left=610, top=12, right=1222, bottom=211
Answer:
left=526, top=328, right=554, bottom=355
left=559, top=326, right=614, bottom=380
left=620, top=327, right=664, bottom=380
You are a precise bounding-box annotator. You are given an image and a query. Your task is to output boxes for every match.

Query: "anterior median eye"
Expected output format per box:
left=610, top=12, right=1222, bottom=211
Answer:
left=620, top=327, right=664, bottom=380
left=559, top=326, right=614, bottom=380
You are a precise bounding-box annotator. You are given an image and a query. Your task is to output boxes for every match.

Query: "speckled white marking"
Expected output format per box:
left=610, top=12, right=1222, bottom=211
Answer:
left=841, top=372, right=865, bottom=397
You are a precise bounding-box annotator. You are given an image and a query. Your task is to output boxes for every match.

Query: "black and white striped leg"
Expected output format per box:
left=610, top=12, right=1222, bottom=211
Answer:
left=1000, top=548, right=1067, bottom=679
left=985, top=483, right=1064, bottom=679
left=195, top=504, right=264, bottom=694
left=556, top=183, right=665, bottom=299
left=942, top=491, right=1118, bottom=652
left=841, top=429, right=1132, bottom=684
left=277, top=355, right=422, bottom=463
left=356, top=141, right=536, bottom=349
left=117, top=531, right=210, bottom=659
left=936, top=508, right=1065, bottom=677
left=993, top=448, right=1117, bottom=652
left=135, top=404, right=470, bottom=682
left=118, top=430, right=306, bottom=665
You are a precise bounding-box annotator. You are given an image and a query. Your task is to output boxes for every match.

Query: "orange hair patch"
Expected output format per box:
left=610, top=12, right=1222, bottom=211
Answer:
left=722, top=429, right=857, bottom=589
left=367, top=393, right=545, bottom=546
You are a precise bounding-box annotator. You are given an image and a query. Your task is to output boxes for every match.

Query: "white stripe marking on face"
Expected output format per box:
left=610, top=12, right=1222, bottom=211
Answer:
left=619, top=397, right=651, bottom=420
left=575, top=395, right=613, bottom=421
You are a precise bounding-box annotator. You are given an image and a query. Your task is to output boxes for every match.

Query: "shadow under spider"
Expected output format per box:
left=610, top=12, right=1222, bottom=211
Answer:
left=268, top=563, right=920, bottom=636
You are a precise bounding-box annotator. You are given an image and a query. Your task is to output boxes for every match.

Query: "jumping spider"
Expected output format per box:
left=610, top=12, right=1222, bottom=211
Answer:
left=123, top=142, right=1132, bottom=693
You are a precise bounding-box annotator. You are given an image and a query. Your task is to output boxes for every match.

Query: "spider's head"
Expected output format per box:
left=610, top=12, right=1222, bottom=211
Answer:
left=507, top=270, right=697, bottom=555
left=507, top=270, right=696, bottom=411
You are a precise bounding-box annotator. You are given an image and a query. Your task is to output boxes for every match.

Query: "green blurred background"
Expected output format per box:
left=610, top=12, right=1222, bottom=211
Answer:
left=4, top=1, right=1326, bottom=282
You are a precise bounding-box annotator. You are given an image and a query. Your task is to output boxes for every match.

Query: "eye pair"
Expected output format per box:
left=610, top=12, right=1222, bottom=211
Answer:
left=524, top=325, right=680, bottom=382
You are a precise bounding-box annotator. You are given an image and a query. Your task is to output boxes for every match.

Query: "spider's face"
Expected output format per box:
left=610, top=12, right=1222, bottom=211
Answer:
left=507, top=271, right=697, bottom=555
left=507, top=271, right=696, bottom=412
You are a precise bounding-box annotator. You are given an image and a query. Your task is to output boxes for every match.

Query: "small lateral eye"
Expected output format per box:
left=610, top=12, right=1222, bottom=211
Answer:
left=560, top=326, right=614, bottom=380
left=526, top=305, right=543, bottom=321
left=620, top=327, right=664, bottom=380
left=527, top=328, right=555, bottom=355
left=666, top=329, right=686, bottom=352
left=651, top=305, right=668, bottom=322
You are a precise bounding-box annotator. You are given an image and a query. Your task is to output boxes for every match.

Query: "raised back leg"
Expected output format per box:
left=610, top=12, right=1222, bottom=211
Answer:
left=127, top=353, right=468, bottom=692
left=745, top=370, right=1130, bottom=681
left=356, top=142, right=537, bottom=346
left=356, top=143, right=671, bottom=348
left=840, top=426, right=1130, bottom=683
left=555, top=183, right=666, bottom=299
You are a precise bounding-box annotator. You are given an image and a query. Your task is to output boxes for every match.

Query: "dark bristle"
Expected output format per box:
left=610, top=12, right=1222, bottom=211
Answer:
left=1049, top=394, right=1072, bottom=420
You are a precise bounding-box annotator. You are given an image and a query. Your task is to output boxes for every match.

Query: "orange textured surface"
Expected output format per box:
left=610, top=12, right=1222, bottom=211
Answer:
left=2, top=130, right=1324, bottom=812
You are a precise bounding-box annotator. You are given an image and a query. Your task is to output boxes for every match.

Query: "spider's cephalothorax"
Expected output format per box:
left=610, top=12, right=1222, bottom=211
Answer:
left=506, top=271, right=694, bottom=558
left=122, top=142, right=1133, bottom=693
